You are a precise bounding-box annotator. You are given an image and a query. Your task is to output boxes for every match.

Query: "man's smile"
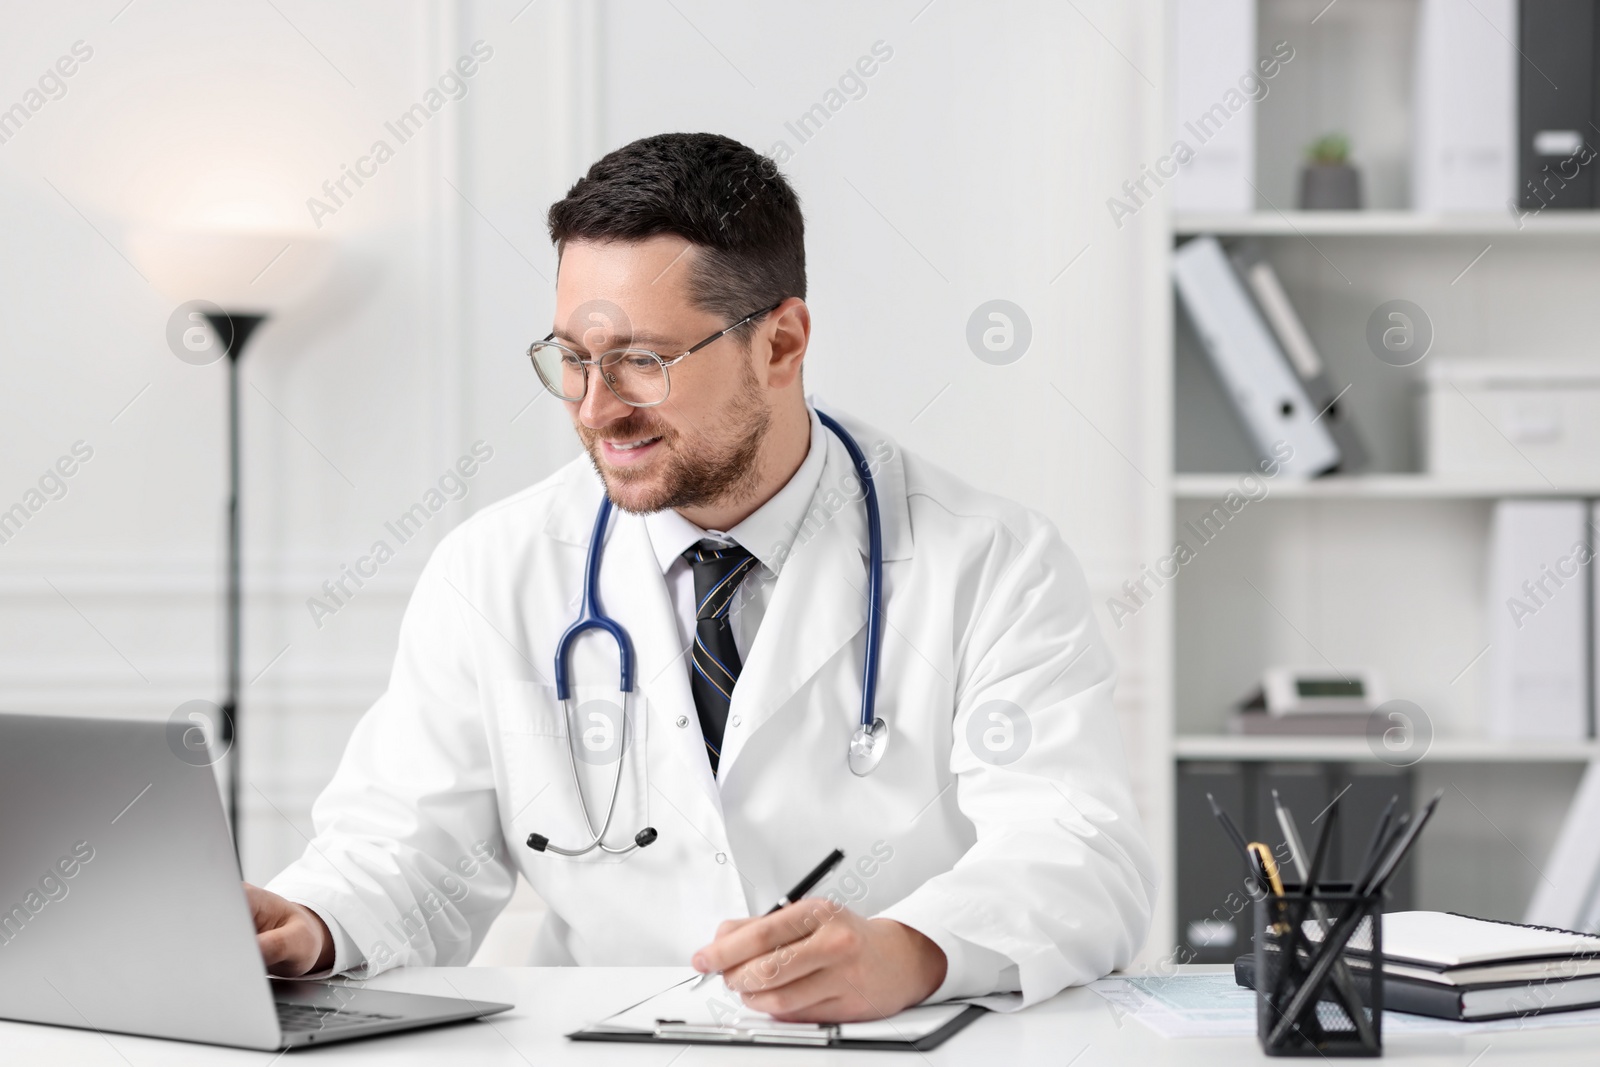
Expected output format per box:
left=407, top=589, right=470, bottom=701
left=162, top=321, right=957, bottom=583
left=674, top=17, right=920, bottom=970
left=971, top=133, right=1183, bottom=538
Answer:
left=599, top=435, right=664, bottom=466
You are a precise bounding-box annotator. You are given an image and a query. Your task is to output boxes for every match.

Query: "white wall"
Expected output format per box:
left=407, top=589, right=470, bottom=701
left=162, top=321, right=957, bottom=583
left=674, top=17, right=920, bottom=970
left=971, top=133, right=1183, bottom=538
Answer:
left=0, top=0, right=1170, bottom=960
left=2, top=2, right=451, bottom=879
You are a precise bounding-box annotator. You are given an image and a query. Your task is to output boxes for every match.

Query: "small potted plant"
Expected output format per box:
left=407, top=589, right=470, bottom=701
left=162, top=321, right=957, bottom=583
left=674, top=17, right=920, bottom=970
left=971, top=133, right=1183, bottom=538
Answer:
left=1299, top=133, right=1362, bottom=210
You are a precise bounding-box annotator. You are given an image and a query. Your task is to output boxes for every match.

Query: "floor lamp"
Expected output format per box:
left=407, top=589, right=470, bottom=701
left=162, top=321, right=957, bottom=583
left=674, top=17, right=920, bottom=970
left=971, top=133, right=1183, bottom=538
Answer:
left=129, top=230, right=333, bottom=855
left=209, top=310, right=263, bottom=852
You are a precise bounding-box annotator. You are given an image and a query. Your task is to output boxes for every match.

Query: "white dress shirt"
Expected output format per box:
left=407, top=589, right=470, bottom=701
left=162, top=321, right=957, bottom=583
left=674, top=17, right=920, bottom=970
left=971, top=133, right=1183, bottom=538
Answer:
left=644, top=406, right=829, bottom=669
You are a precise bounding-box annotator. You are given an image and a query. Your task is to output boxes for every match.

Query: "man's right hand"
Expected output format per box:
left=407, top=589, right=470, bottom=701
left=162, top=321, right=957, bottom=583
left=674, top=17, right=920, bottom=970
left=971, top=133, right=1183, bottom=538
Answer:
left=246, top=883, right=336, bottom=977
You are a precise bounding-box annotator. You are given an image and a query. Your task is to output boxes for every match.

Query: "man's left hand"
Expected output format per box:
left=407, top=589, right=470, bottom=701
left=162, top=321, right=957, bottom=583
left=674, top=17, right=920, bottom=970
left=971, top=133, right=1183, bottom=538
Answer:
left=691, top=903, right=947, bottom=1022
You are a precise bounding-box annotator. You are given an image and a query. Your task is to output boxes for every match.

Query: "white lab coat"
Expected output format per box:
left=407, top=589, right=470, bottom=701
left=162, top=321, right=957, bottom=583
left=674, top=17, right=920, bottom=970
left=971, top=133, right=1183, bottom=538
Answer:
left=268, top=409, right=1155, bottom=1006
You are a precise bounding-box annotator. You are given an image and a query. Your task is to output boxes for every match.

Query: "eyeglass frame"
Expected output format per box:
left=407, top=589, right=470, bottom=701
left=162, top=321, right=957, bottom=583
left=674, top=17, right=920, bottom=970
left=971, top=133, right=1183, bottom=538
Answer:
left=528, top=300, right=785, bottom=408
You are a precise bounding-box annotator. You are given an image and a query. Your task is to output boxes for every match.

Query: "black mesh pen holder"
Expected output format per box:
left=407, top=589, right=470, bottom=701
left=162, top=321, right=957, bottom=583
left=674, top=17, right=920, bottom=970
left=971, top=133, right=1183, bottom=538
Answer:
left=1254, top=885, right=1383, bottom=1057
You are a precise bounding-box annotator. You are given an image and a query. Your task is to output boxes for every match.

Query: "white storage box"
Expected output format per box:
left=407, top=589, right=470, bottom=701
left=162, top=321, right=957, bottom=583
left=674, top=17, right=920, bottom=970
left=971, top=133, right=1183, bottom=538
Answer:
left=1422, top=358, right=1600, bottom=482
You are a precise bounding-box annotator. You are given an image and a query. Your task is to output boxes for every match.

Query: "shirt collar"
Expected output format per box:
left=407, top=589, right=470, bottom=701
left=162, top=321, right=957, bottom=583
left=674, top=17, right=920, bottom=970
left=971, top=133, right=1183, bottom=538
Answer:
left=644, top=404, right=828, bottom=577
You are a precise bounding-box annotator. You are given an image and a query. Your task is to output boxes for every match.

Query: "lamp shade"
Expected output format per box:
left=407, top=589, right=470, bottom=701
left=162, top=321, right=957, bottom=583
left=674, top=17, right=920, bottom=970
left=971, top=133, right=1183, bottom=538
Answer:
left=128, top=228, right=334, bottom=314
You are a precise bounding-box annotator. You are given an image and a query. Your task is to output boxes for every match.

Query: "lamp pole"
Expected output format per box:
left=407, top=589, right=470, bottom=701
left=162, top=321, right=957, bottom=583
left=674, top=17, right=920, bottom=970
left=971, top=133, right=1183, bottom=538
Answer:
left=205, top=311, right=264, bottom=855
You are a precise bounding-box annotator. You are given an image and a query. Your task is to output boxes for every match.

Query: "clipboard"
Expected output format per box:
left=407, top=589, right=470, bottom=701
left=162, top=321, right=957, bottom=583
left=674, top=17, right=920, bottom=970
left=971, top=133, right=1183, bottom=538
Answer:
left=567, top=976, right=986, bottom=1051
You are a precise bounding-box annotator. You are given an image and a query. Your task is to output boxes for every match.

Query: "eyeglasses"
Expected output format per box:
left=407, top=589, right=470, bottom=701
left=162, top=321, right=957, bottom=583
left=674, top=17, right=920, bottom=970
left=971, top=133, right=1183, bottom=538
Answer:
left=528, top=301, right=783, bottom=408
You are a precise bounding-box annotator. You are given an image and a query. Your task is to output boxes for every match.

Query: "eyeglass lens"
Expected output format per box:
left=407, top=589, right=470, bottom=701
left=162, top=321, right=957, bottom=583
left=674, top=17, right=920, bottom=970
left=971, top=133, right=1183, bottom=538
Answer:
left=529, top=344, right=669, bottom=406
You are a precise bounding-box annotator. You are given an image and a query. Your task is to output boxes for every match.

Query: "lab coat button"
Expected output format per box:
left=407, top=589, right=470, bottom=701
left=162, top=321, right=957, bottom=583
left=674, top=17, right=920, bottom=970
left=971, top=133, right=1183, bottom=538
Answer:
left=675, top=716, right=688, bottom=728
left=715, top=852, right=727, bottom=864
left=730, top=715, right=741, bottom=727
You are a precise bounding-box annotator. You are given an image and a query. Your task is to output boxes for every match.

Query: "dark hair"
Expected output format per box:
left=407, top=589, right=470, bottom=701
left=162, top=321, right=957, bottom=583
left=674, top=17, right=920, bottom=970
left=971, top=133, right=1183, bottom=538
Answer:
left=547, top=132, right=805, bottom=344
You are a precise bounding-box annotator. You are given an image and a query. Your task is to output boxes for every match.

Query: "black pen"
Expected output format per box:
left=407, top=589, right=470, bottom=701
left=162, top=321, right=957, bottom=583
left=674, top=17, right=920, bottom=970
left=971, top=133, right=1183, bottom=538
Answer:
left=691, top=849, right=846, bottom=990
left=767, top=848, right=846, bottom=914
left=1303, top=799, right=1338, bottom=894
left=1361, top=792, right=1442, bottom=895
left=1271, top=789, right=1309, bottom=878
left=1207, top=792, right=1256, bottom=875
left=1359, top=794, right=1399, bottom=875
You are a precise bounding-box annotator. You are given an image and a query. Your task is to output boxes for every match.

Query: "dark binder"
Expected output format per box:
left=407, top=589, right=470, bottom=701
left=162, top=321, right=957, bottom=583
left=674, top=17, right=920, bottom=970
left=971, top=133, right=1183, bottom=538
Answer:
left=1177, top=761, right=1249, bottom=964
left=1518, top=0, right=1599, bottom=209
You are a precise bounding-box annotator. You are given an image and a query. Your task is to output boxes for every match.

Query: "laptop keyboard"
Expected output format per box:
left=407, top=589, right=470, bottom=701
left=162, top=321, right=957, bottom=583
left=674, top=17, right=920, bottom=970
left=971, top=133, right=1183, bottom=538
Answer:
left=276, top=1001, right=403, bottom=1032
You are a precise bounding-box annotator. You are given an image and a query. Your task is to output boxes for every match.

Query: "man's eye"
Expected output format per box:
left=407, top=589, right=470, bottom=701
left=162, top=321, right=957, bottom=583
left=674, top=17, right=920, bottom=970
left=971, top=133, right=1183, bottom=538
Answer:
left=626, top=356, right=658, bottom=370
left=560, top=353, right=585, bottom=367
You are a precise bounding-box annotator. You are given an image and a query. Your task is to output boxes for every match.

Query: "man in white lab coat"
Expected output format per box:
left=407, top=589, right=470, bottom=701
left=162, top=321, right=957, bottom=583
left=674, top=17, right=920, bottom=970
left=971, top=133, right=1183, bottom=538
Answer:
left=249, top=132, right=1154, bottom=1022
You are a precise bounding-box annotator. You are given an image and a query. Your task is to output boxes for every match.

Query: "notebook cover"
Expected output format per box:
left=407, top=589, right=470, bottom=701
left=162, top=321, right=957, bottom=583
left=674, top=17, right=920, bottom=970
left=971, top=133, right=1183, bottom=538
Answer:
left=1235, top=953, right=1600, bottom=1021
left=1314, top=911, right=1600, bottom=970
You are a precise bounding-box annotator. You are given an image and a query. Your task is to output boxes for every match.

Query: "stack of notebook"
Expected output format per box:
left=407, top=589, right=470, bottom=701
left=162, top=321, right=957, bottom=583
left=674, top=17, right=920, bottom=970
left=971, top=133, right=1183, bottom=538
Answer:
left=1236, top=911, right=1600, bottom=1021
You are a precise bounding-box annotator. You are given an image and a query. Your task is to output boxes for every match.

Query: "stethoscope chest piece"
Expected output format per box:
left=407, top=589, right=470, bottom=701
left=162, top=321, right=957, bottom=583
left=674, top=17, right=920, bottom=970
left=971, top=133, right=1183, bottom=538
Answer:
left=848, top=716, right=889, bottom=776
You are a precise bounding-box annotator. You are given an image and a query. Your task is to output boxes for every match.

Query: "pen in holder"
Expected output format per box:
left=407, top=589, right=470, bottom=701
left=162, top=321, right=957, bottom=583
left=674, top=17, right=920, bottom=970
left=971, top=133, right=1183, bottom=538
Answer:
left=1254, top=883, right=1384, bottom=1057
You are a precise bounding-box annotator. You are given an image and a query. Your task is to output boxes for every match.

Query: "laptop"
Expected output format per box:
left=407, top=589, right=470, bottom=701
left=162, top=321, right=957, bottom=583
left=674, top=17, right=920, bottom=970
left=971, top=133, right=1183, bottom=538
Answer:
left=0, top=711, right=512, bottom=1050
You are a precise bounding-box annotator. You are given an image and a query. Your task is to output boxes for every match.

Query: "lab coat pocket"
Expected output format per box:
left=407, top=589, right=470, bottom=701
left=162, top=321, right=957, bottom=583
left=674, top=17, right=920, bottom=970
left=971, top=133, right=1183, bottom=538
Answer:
left=490, top=679, right=650, bottom=865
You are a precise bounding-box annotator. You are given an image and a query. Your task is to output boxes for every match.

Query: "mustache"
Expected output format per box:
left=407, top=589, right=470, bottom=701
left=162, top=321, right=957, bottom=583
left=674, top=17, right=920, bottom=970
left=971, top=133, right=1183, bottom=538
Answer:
left=580, top=414, right=671, bottom=444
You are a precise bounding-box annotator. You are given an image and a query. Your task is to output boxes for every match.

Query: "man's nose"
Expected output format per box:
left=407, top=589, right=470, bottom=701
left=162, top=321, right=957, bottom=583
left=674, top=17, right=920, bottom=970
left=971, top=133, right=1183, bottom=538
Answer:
left=576, top=364, right=633, bottom=428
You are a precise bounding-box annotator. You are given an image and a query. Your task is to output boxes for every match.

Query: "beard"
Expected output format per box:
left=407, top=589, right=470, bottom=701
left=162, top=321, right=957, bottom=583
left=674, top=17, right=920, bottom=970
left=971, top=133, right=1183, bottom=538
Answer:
left=578, top=361, right=771, bottom=516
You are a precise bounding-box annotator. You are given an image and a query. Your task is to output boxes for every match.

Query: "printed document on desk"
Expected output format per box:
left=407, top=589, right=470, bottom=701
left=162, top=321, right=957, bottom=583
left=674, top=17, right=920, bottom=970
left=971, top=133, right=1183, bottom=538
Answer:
left=570, top=975, right=985, bottom=1050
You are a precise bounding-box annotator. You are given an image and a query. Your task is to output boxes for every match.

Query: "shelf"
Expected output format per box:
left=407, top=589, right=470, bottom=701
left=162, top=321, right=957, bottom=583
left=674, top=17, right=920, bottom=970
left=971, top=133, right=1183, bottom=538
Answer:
left=1174, top=735, right=1600, bottom=763
left=1171, top=474, right=1600, bottom=500
left=1174, top=211, right=1600, bottom=237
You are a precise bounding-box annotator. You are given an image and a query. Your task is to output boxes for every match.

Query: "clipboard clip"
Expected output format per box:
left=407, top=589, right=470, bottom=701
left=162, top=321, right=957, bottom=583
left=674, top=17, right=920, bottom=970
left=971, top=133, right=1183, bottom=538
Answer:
left=653, top=1018, right=839, bottom=1045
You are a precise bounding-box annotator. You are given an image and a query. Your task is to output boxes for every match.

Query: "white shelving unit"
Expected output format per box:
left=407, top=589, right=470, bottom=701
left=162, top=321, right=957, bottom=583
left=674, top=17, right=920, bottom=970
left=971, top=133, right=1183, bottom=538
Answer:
left=1160, top=0, right=1600, bottom=940
left=1173, top=474, right=1600, bottom=500
left=1175, top=735, right=1600, bottom=764
left=1176, top=211, right=1600, bottom=237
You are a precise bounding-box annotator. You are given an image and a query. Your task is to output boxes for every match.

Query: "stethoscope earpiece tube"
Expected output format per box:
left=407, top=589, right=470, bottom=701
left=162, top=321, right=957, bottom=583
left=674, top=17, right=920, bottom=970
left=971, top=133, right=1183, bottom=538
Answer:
left=817, top=411, right=889, bottom=777
left=553, top=498, right=634, bottom=702
left=532, top=497, right=648, bottom=856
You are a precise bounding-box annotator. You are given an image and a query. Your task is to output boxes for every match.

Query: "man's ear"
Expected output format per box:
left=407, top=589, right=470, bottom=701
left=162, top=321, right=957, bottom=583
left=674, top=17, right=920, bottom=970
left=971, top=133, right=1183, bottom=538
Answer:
left=765, top=297, right=810, bottom=390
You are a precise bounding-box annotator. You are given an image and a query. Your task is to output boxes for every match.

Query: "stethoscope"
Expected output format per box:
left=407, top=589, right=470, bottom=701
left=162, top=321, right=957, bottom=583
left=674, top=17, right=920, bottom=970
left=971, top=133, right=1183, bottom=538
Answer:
left=525, top=411, right=887, bottom=857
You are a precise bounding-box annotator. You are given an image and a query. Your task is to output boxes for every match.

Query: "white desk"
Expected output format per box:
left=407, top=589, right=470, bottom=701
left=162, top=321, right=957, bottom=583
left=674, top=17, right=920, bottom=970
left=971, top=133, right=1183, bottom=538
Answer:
left=4, top=965, right=1599, bottom=1064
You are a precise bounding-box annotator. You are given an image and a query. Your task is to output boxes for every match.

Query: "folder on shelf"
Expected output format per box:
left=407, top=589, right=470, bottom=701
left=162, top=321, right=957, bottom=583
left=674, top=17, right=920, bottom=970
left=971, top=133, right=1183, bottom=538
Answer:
left=1518, top=0, right=1598, bottom=209
left=1172, top=235, right=1341, bottom=479
left=1412, top=0, right=1515, bottom=212
left=569, top=976, right=985, bottom=1051
left=1177, top=761, right=1250, bottom=963
left=1170, top=0, right=1256, bottom=213
left=1486, top=500, right=1589, bottom=741
left=1229, top=243, right=1368, bottom=472
left=1594, top=499, right=1600, bottom=742
left=1526, top=759, right=1600, bottom=932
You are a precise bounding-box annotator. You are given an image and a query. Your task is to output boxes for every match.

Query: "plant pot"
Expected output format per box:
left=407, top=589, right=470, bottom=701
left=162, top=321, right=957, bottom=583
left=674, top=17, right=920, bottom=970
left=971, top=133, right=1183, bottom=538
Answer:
left=1299, top=163, right=1362, bottom=210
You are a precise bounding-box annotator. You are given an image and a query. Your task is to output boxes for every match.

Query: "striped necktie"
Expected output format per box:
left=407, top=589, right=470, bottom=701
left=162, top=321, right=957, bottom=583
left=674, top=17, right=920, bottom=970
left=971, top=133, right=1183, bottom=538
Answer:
left=683, top=540, right=757, bottom=774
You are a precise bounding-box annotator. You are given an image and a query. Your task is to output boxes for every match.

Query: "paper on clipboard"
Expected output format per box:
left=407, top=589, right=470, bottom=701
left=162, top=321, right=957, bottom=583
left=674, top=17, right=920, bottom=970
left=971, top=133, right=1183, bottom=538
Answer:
left=586, top=975, right=973, bottom=1043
